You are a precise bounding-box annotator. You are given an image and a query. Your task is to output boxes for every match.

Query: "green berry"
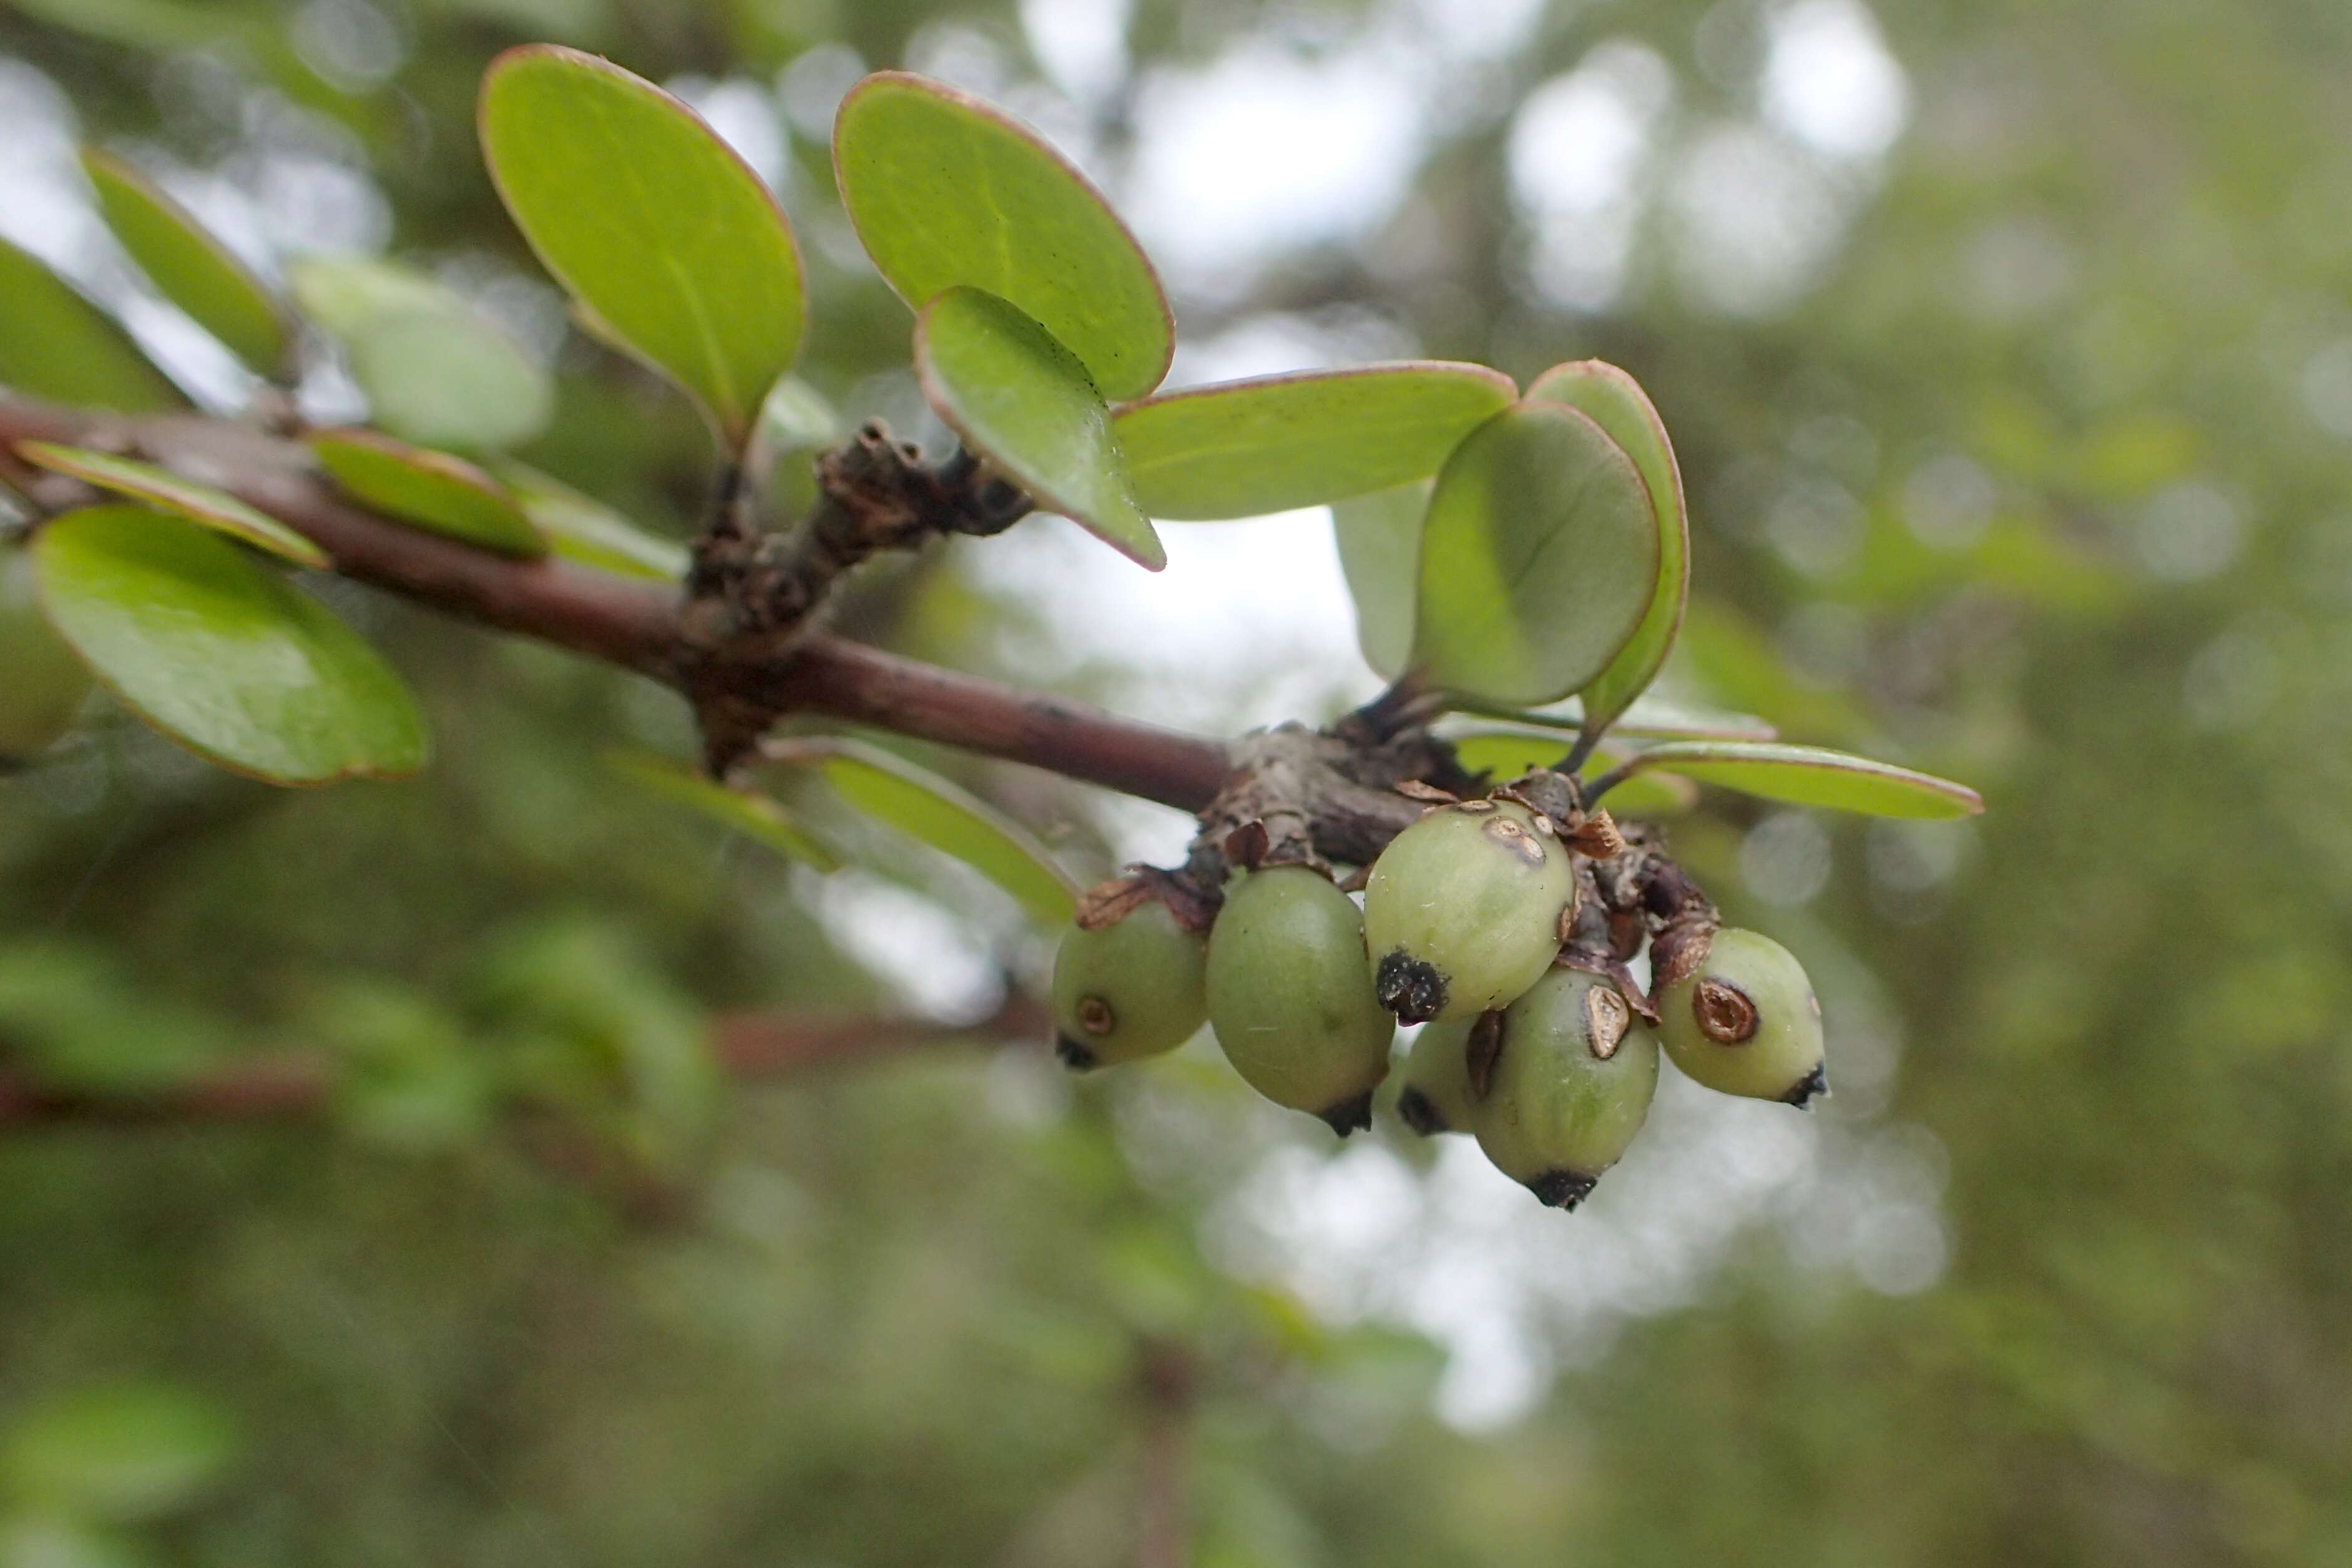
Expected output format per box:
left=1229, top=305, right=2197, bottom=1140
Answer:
left=1051, top=899, right=1207, bottom=1070
left=1655, top=928, right=1826, bottom=1106
left=1206, top=865, right=1394, bottom=1134
left=0, top=542, right=92, bottom=762
left=1394, top=1019, right=1476, bottom=1136
left=1363, top=800, right=1574, bottom=1024
left=1473, top=968, right=1659, bottom=1208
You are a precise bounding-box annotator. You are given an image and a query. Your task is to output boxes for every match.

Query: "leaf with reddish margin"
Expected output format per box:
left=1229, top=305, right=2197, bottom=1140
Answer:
left=479, top=46, right=805, bottom=447
left=834, top=71, right=1171, bottom=402
left=33, top=506, right=427, bottom=785
left=914, top=287, right=1161, bottom=570
left=309, top=430, right=546, bottom=558
left=17, top=443, right=326, bottom=568
left=83, top=147, right=290, bottom=378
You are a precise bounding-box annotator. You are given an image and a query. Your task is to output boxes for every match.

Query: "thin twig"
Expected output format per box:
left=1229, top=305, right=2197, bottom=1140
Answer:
left=1581, top=755, right=1637, bottom=805
left=1134, top=1340, right=1196, bottom=1568
left=0, top=995, right=1051, bottom=1130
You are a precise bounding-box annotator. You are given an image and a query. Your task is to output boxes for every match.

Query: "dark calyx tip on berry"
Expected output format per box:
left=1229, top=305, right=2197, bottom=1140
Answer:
left=1526, top=1170, right=1599, bottom=1211
left=1374, top=950, right=1448, bottom=1024
left=1317, top=1089, right=1376, bottom=1137
left=1782, top=1063, right=1830, bottom=1109
left=1052, top=1033, right=1100, bottom=1072
left=1395, top=1087, right=1447, bottom=1137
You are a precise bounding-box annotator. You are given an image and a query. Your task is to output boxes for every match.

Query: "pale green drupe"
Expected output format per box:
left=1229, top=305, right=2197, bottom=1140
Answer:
left=1363, top=800, right=1574, bottom=1023
left=1207, top=865, right=1394, bottom=1134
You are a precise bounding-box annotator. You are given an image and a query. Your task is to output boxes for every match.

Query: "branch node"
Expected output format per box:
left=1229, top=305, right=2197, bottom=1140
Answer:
left=677, top=424, right=1037, bottom=762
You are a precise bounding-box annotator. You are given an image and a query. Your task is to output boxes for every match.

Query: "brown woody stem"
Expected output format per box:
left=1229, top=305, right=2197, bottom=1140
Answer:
left=0, top=394, right=1230, bottom=813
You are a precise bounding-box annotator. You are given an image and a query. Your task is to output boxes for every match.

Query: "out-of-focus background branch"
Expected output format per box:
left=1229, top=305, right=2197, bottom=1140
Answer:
left=0, top=997, right=1047, bottom=1126
left=5, top=0, right=2352, bottom=1564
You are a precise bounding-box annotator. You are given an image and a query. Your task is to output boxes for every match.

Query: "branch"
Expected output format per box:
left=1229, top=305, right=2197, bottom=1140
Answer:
left=0, top=1056, right=329, bottom=1126
left=750, top=638, right=1230, bottom=810
left=0, top=995, right=1049, bottom=1130
left=710, top=993, right=1046, bottom=1074
left=1134, top=1340, right=1197, bottom=1568
left=0, top=394, right=1230, bottom=814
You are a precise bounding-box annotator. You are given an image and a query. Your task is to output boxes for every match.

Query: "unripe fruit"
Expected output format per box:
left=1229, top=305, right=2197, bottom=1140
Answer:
left=0, top=542, right=92, bottom=762
left=1655, top=928, right=1826, bottom=1106
left=1394, top=1019, right=1475, bottom=1136
left=1364, top=800, right=1574, bottom=1024
left=1206, top=865, right=1394, bottom=1134
left=1051, top=899, right=1208, bottom=1070
left=1473, top=968, right=1659, bottom=1209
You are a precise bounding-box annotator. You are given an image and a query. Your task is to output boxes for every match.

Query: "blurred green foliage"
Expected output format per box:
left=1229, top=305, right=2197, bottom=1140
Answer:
left=5, top=0, right=2352, bottom=1562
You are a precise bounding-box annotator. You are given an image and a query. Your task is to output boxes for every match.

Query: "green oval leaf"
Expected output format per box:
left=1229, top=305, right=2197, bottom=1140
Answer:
left=605, top=750, right=840, bottom=870
left=32, top=507, right=428, bottom=784
left=286, top=255, right=461, bottom=332
left=1331, top=481, right=1426, bottom=680
left=1525, top=361, right=1689, bottom=735
left=833, top=71, right=1172, bottom=403
left=288, top=258, right=553, bottom=453
left=495, top=463, right=687, bottom=580
left=791, top=738, right=1078, bottom=925
left=82, top=147, right=289, bottom=378
left=1593, top=741, right=1984, bottom=819
left=1115, top=362, right=1514, bottom=521
left=914, top=287, right=1161, bottom=569
left=479, top=45, right=806, bottom=447
left=1409, top=401, right=1658, bottom=705
left=16, top=443, right=326, bottom=568
left=1, top=1382, right=238, bottom=1522
left=0, top=239, right=184, bottom=413
left=347, top=311, right=551, bottom=456
left=309, top=430, right=546, bottom=558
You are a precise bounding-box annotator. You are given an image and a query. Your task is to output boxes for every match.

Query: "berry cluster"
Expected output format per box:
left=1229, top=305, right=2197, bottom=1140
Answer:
left=1052, top=773, right=1826, bottom=1211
